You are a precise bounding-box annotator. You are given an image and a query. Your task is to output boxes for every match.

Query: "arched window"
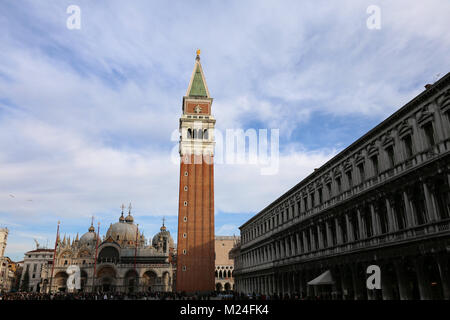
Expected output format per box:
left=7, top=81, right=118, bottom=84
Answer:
left=203, top=129, right=208, bottom=139
left=197, top=129, right=203, bottom=139
left=187, top=128, right=192, bottom=139
left=98, top=246, right=119, bottom=263
left=193, top=129, right=198, bottom=139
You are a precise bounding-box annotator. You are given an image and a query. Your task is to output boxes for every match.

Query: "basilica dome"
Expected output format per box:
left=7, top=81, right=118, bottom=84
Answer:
left=152, top=223, right=174, bottom=249
left=106, top=212, right=138, bottom=242
left=79, top=223, right=100, bottom=246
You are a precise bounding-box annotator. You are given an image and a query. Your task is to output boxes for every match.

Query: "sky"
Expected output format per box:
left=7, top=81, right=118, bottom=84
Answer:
left=1, top=0, right=449, bottom=261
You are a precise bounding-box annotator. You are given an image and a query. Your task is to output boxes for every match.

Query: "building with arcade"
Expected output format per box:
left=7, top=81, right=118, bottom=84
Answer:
left=231, top=73, right=450, bottom=300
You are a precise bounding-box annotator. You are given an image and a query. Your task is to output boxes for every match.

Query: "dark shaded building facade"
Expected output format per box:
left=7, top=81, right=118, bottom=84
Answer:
left=232, top=73, right=450, bottom=300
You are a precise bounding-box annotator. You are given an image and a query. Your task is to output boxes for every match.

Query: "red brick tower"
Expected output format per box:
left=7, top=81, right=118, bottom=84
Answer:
left=176, top=50, right=215, bottom=293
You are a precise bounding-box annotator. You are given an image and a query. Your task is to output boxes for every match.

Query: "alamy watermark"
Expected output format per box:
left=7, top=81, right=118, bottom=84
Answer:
left=366, top=5, right=381, bottom=30
left=170, top=126, right=280, bottom=175
left=66, top=5, right=81, bottom=30
left=366, top=265, right=381, bottom=289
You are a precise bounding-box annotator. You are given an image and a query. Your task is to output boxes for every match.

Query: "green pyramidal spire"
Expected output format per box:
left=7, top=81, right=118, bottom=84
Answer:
left=189, top=64, right=208, bottom=97
left=187, top=50, right=209, bottom=98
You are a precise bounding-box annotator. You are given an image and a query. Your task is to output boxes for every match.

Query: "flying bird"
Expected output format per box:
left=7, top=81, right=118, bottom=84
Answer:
left=9, top=194, right=15, bottom=198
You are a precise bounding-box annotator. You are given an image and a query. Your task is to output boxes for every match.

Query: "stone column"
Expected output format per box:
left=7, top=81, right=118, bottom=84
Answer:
left=292, top=272, right=298, bottom=293
left=299, top=272, right=306, bottom=298
left=335, top=218, right=343, bottom=244
left=257, top=277, right=261, bottom=294
left=436, top=255, right=450, bottom=300
left=271, top=274, right=275, bottom=295
left=265, top=276, right=269, bottom=295
left=414, top=258, right=433, bottom=300
left=432, top=105, right=446, bottom=142
left=447, top=173, right=450, bottom=192
left=271, top=243, right=275, bottom=261
left=290, top=235, right=296, bottom=256
left=345, top=213, right=354, bottom=242
left=317, top=225, right=323, bottom=249
left=370, top=204, right=379, bottom=236
left=340, top=267, right=351, bottom=300
left=423, top=182, right=438, bottom=222
left=394, top=260, right=412, bottom=300
left=357, top=208, right=365, bottom=238
left=310, top=228, right=316, bottom=250
left=253, top=277, right=257, bottom=294
left=385, top=198, right=395, bottom=232
left=286, top=272, right=291, bottom=294
left=279, top=240, right=284, bottom=258
left=288, top=273, right=292, bottom=296
left=291, top=272, right=296, bottom=295
left=403, top=190, right=415, bottom=228
left=275, top=274, right=279, bottom=295
left=285, top=273, right=291, bottom=295
left=296, top=233, right=301, bottom=254
left=303, top=232, right=308, bottom=252
left=381, top=264, right=395, bottom=300
left=351, top=264, right=365, bottom=300
left=284, top=237, right=289, bottom=257
left=325, top=221, right=332, bottom=247
left=262, top=276, right=265, bottom=294
left=279, top=241, right=283, bottom=259
left=290, top=272, right=295, bottom=295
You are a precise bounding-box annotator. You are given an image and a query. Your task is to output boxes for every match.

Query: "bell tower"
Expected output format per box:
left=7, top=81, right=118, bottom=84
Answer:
left=176, top=50, right=215, bottom=293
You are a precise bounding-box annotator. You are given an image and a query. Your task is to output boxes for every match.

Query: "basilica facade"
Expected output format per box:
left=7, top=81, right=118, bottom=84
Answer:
left=40, top=208, right=175, bottom=294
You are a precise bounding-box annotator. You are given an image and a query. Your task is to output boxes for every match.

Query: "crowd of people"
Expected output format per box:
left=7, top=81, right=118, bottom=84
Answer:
left=0, top=291, right=220, bottom=300
left=0, top=290, right=329, bottom=300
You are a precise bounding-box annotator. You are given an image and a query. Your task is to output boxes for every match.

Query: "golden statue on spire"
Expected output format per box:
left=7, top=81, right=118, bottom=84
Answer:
left=196, top=49, right=201, bottom=56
